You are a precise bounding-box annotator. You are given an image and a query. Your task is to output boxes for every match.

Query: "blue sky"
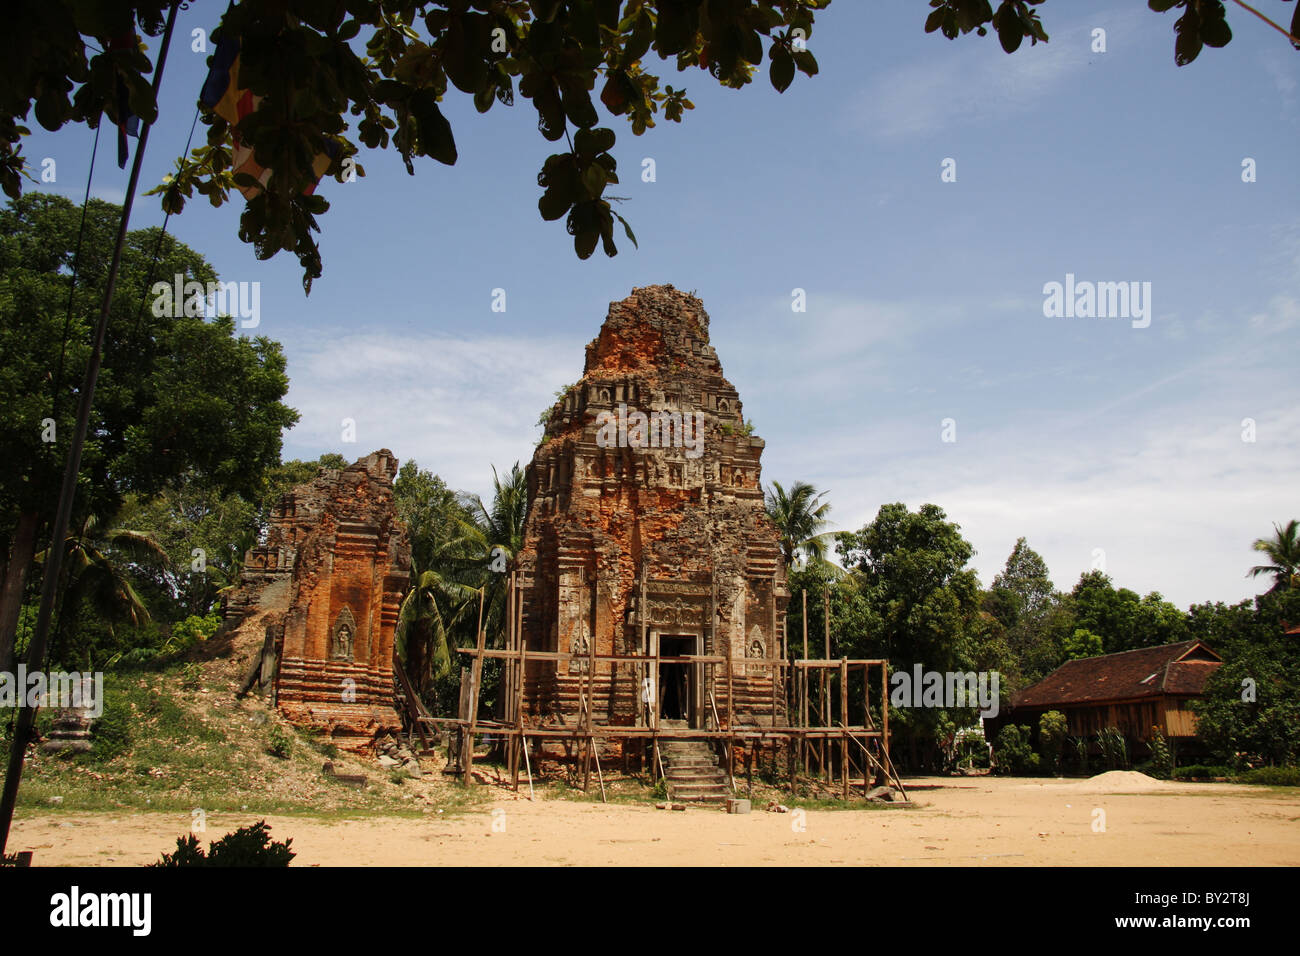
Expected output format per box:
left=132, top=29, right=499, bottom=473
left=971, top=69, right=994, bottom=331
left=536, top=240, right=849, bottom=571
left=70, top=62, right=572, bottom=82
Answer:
left=25, top=2, right=1299, bottom=609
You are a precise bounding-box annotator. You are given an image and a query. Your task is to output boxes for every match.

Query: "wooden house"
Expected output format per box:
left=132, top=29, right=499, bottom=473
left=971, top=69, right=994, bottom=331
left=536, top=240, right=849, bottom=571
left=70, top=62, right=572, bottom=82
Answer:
left=991, top=640, right=1222, bottom=751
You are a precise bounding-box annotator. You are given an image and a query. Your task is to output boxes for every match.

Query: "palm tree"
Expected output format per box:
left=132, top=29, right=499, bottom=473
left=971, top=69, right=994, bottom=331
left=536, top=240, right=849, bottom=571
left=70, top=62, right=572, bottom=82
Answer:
left=461, top=462, right=529, bottom=645
left=764, top=480, right=834, bottom=570
left=35, top=511, right=168, bottom=664
left=396, top=566, right=477, bottom=696
left=396, top=462, right=529, bottom=700
left=1248, top=519, right=1300, bottom=592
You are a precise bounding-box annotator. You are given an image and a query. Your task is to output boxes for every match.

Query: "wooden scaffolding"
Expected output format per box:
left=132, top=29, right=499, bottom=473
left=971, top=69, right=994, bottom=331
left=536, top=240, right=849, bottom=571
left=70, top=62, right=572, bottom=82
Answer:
left=392, top=576, right=907, bottom=801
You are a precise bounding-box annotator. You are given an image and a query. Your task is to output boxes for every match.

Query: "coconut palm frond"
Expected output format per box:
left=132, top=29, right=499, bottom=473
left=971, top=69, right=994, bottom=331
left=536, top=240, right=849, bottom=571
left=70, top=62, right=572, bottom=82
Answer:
left=1248, top=519, right=1300, bottom=591
left=765, top=480, right=834, bottom=570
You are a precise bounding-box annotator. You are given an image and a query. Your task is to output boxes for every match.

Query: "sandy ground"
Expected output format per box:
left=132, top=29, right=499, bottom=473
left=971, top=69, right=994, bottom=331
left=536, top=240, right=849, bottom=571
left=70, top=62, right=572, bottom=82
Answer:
left=10, top=774, right=1300, bottom=866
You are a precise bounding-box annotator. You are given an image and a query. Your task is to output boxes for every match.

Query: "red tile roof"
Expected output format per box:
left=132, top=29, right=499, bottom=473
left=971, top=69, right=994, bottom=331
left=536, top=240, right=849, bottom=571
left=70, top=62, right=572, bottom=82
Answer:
left=1013, top=641, right=1221, bottom=708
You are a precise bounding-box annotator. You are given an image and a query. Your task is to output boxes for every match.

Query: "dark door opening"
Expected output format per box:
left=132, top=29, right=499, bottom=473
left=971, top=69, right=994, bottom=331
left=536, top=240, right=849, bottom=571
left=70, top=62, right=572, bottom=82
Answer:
left=658, top=635, right=696, bottom=724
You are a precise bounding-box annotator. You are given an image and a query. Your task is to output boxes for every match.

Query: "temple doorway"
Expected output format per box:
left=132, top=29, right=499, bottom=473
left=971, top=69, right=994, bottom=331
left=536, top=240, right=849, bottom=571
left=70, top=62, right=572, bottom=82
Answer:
left=658, top=635, right=698, bottom=726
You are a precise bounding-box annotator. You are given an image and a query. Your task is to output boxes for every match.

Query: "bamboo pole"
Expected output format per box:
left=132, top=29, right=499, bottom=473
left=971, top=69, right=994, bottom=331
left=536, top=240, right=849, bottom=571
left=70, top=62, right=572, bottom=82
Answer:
left=801, top=590, right=808, bottom=773
left=521, top=732, right=534, bottom=800
left=506, top=571, right=515, bottom=780
left=881, top=663, right=889, bottom=786
left=513, top=615, right=528, bottom=791
left=726, top=655, right=736, bottom=787
left=841, top=657, right=849, bottom=799
left=462, top=587, right=487, bottom=785
left=822, top=588, right=830, bottom=780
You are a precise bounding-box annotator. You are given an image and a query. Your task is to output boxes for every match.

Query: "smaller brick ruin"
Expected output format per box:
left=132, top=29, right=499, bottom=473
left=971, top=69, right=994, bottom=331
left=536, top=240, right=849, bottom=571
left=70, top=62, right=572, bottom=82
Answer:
left=223, top=450, right=410, bottom=752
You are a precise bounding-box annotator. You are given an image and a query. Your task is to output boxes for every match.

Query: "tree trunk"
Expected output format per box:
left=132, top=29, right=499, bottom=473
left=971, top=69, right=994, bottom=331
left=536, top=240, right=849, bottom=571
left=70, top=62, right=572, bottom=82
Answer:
left=0, top=511, right=39, bottom=672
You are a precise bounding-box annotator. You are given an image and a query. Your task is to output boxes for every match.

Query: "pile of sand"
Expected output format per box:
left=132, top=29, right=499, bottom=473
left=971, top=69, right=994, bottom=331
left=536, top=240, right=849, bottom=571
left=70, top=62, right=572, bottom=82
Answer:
left=1041, top=770, right=1174, bottom=793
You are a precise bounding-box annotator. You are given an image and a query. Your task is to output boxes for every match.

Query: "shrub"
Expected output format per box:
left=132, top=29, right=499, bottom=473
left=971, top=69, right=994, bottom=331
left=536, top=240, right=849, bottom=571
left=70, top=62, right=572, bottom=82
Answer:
left=266, top=725, right=292, bottom=759
left=1097, top=726, right=1129, bottom=771
left=170, top=612, right=220, bottom=652
left=1038, top=711, right=1068, bottom=775
left=1148, top=728, right=1174, bottom=779
left=151, top=821, right=294, bottom=867
left=1172, top=764, right=1232, bottom=780
left=1236, top=766, right=1300, bottom=787
left=993, top=724, right=1040, bottom=776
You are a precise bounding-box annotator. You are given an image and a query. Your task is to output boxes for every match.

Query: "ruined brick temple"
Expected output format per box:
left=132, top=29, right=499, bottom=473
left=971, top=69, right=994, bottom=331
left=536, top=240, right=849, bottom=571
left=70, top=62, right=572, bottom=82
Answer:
left=516, top=285, right=790, bottom=731
left=222, top=450, right=411, bottom=750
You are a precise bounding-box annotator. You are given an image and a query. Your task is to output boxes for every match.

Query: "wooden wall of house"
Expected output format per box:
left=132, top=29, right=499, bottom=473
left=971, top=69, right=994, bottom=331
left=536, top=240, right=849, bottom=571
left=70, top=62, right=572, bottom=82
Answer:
left=1163, top=696, right=1200, bottom=738
left=1065, top=699, right=1163, bottom=740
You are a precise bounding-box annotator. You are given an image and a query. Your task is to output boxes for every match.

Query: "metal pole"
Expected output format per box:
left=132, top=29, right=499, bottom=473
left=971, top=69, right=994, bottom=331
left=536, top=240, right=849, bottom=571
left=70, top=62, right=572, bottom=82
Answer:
left=0, top=0, right=181, bottom=856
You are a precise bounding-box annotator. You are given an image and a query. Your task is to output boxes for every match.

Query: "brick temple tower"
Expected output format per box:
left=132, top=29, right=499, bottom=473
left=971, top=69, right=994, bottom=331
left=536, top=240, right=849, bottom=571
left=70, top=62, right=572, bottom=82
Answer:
left=516, top=286, right=789, bottom=730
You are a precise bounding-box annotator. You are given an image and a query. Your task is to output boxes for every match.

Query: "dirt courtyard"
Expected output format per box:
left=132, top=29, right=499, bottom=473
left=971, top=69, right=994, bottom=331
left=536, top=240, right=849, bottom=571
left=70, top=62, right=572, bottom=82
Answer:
left=10, top=773, right=1299, bottom=866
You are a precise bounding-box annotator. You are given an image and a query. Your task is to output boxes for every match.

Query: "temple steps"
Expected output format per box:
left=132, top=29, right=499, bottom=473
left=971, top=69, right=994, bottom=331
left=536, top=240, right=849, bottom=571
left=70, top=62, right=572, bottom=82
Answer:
left=660, top=735, right=730, bottom=803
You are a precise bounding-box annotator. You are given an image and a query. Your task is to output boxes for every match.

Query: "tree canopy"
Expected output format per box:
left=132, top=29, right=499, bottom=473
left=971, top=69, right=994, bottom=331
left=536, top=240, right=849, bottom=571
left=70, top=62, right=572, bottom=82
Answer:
left=4, top=1, right=1293, bottom=289
left=0, top=192, right=297, bottom=671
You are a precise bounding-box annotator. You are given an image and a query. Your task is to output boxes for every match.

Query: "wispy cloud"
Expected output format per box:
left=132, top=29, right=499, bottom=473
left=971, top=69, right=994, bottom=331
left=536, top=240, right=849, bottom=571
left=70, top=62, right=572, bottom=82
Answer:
left=852, top=9, right=1142, bottom=140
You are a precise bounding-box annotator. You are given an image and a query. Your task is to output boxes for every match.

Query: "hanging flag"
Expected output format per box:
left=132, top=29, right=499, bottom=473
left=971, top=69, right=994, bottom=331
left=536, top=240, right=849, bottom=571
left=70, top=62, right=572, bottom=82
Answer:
left=199, top=11, right=337, bottom=198
left=108, top=32, right=141, bottom=169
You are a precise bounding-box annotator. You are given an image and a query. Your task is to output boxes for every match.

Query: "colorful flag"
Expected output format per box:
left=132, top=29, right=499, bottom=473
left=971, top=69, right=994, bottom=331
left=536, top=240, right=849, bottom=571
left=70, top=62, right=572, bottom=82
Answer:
left=199, top=13, right=336, bottom=198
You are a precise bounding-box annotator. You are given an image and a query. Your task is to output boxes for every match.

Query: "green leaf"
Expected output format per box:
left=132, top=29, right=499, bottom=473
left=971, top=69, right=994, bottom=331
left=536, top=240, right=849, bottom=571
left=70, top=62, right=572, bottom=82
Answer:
left=613, top=209, right=638, bottom=248
left=574, top=224, right=599, bottom=259
left=1174, top=13, right=1203, bottom=66
left=538, top=189, right=571, bottom=221
left=769, top=50, right=795, bottom=93
left=995, top=3, right=1023, bottom=54
left=574, top=126, right=615, bottom=155
left=581, top=162, right=607, bottom=197
left=1200, top=16, right=1231, bottom=49
left=410, top=90, right=458, bottom=164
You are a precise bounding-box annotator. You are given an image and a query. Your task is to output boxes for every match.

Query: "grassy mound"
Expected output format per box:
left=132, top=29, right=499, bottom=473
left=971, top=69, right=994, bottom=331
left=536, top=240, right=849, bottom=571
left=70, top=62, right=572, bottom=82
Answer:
left=4, top=661, right=483, bottom=819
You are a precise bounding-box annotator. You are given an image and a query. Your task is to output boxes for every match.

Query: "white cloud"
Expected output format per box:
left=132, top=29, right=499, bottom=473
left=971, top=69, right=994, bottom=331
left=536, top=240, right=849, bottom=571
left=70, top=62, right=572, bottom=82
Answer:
left=280, top=331, right=580, bottom=497
left=769, top=397, right=1299, bottom=609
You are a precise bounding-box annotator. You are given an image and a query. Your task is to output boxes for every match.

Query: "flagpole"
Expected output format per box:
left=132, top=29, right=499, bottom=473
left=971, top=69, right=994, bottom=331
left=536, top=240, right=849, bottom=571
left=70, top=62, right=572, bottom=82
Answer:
left=0, top=0, right=182, bottom=857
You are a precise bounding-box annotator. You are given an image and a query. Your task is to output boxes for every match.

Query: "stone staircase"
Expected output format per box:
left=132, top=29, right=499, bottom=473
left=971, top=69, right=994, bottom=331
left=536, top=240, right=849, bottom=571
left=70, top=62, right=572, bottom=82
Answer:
left=659, top=722, right=731, bottom=804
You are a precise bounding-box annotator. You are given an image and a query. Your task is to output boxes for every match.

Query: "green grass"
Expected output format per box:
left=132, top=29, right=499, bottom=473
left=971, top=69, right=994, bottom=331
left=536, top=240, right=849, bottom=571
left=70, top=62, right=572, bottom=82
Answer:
left=7, top=663, right=487, bottom=820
